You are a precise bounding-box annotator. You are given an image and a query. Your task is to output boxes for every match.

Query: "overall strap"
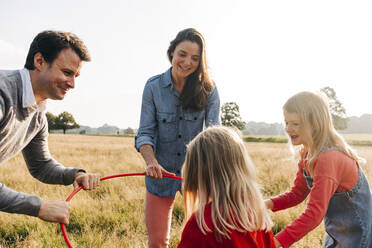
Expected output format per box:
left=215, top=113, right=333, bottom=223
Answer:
left=320, top=146, right=341, bottom=153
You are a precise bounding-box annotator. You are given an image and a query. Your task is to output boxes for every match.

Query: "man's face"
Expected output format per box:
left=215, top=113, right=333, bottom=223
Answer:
left=37, top=48, right=82, bottom=101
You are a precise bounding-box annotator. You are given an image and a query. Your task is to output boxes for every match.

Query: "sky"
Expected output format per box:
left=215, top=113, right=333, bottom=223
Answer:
left=1, top=0, right=372, bottom=129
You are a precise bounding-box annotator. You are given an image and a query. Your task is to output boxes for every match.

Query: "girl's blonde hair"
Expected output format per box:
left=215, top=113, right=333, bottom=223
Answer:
left=283, top=91, right=364, bottom=175
left=182, top=126, right=273, bottom=241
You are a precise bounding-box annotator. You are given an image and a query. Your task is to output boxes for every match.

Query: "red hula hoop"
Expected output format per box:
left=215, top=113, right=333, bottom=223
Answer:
left=60, top=173, right=183, bottom=248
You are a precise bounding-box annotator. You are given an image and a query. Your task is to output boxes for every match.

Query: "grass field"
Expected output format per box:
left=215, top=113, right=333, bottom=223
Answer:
left=0, top=134, right=371, bottom=247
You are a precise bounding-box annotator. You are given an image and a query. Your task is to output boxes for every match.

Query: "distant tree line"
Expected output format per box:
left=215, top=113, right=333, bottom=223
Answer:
left=46, top=86, right=348, bottom=135
left=46, top=112, right=137, bottom=135
left=221, top=86, right=348, bottom=131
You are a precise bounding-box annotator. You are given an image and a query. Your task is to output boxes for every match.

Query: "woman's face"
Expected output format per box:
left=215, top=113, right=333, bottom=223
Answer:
left=284, top=110, right=308, bottom=147
left=170, top=40, right=200, bottom=80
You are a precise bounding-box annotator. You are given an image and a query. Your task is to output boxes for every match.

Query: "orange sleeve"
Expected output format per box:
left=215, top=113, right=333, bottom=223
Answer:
left=275, top=152, right=342, bottom=247
left=271, top=159, right=310, bottom=212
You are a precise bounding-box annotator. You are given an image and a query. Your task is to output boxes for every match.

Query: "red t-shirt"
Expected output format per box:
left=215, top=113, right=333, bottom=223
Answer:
left=271, top=150, right=358, bottom=248
left=178, top=203, right=276, bottom=248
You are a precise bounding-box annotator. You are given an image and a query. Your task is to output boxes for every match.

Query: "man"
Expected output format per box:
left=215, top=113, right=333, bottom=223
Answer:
left=0, top=30, right=100, bottom=224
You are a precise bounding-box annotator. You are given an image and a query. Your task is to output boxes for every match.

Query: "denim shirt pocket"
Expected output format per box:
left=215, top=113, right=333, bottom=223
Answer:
left=184, top=109, right=205, bottom=121
left=184, top=112, right=200, bottom=121
left=157, top=112, right=177, bottom=142
left=184, top=111, right=204, bottom=141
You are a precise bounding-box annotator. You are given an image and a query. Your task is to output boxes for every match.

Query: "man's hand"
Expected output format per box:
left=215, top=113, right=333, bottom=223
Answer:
left=73, top=172, right=100, bottom=190
left=38, top=201, right=71, bottom=224
left=145, top=162, right=174, bottom=179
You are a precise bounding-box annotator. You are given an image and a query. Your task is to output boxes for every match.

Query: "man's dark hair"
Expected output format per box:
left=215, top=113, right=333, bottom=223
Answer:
left=24, top=30, right=91, bottom=69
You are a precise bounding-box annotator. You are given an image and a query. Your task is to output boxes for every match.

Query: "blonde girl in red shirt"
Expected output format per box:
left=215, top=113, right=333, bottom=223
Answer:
left=178, top=126, right=276, bottom=248
left=265, top=91, right=372, bottom=248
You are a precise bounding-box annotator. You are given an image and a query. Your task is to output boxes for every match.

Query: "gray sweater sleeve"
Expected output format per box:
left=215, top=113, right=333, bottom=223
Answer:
left=22, top=115, right=84, bottom=185
left=0, top=96, right=42, bottom=217
left=0, top=96, right=4, bottom=123
left=0, top=183, right=42, bottom=216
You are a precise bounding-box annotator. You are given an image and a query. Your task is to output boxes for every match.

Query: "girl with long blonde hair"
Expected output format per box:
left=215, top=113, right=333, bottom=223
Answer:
left=178, top=126, right=276, bottom=248
left=266, top=91, right=372, bottom=248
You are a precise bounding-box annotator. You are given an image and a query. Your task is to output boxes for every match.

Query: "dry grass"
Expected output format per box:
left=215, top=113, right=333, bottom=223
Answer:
left=0, top=134, right=371, bottom=247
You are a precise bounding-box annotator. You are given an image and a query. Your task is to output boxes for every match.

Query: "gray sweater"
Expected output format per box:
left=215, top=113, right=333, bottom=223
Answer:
left=0, top=70, right=83, bottom=217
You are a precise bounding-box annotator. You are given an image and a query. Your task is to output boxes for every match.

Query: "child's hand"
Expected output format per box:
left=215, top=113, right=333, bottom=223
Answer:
left=274, top=237, right=282, bottom=247
left=264, top=199, right=274, bottom=210
left=145, top=163, right=174, bottom=179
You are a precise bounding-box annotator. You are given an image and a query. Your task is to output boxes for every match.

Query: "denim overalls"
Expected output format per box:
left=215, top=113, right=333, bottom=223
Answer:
left=303, top=146, right=372, bottom=248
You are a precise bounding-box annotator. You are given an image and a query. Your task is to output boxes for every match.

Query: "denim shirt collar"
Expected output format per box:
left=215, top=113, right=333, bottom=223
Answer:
left=160, top=68, right=173, bottom=88
left=161, top=67, right=181, bottom=98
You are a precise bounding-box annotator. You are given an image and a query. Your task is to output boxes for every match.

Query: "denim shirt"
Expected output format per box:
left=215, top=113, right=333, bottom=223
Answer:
left=135, top=68, right=220, bottom=197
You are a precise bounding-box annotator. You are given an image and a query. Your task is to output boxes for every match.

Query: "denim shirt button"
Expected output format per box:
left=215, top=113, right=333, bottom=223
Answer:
left=178, top=134, right=182, bottom=138
left=177, top=152, right=181, bottom=156
left=179, top=117, right=183, bottom=120
left=162, top=119, right=166, bottom=123
left=194, top=117, right=197, bottom=120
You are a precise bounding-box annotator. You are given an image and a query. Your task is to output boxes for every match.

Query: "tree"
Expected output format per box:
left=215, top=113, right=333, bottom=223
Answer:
left=320, top=86, right=348, bottom=130
left=54, top=111, right=80, bottom=134
left=221, top=102, right=246, bottom=130
left=45, top=112, right=56, bottom=132
left=124, top=127, right=135, bottom=135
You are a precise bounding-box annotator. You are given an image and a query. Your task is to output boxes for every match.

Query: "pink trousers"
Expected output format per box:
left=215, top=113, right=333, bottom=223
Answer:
left=145, top=191, right=175, bottom=248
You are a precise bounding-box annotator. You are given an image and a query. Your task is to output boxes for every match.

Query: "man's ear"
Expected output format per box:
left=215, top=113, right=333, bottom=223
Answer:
left=33, top=52, right=47, bottom=71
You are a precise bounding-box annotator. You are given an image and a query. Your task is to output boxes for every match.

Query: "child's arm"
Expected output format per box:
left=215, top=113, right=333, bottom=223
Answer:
left=270, top=160, right=310, bottom=211
left=275, top=155, right=340, bottom=247
left=274, top=237, right=282, bottom=247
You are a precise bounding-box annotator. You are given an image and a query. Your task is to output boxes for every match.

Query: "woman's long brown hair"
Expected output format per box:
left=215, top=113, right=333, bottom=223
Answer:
left=167, top=28, right=214, bottom=110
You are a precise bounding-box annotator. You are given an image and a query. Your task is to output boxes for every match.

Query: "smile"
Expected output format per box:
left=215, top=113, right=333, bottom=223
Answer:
left=178, top=65, right=191, bottom=72
left=58, top=86, right=69, bottom=94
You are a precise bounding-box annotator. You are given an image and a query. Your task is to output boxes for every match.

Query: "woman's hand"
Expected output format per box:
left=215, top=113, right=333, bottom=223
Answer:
left=139, top=145, right=175, bottom=179
left=145, top=162, right=174, bottom=179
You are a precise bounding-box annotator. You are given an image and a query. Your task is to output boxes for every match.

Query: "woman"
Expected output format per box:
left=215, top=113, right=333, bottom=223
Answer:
left=135, top=28, right=220, bottom=248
